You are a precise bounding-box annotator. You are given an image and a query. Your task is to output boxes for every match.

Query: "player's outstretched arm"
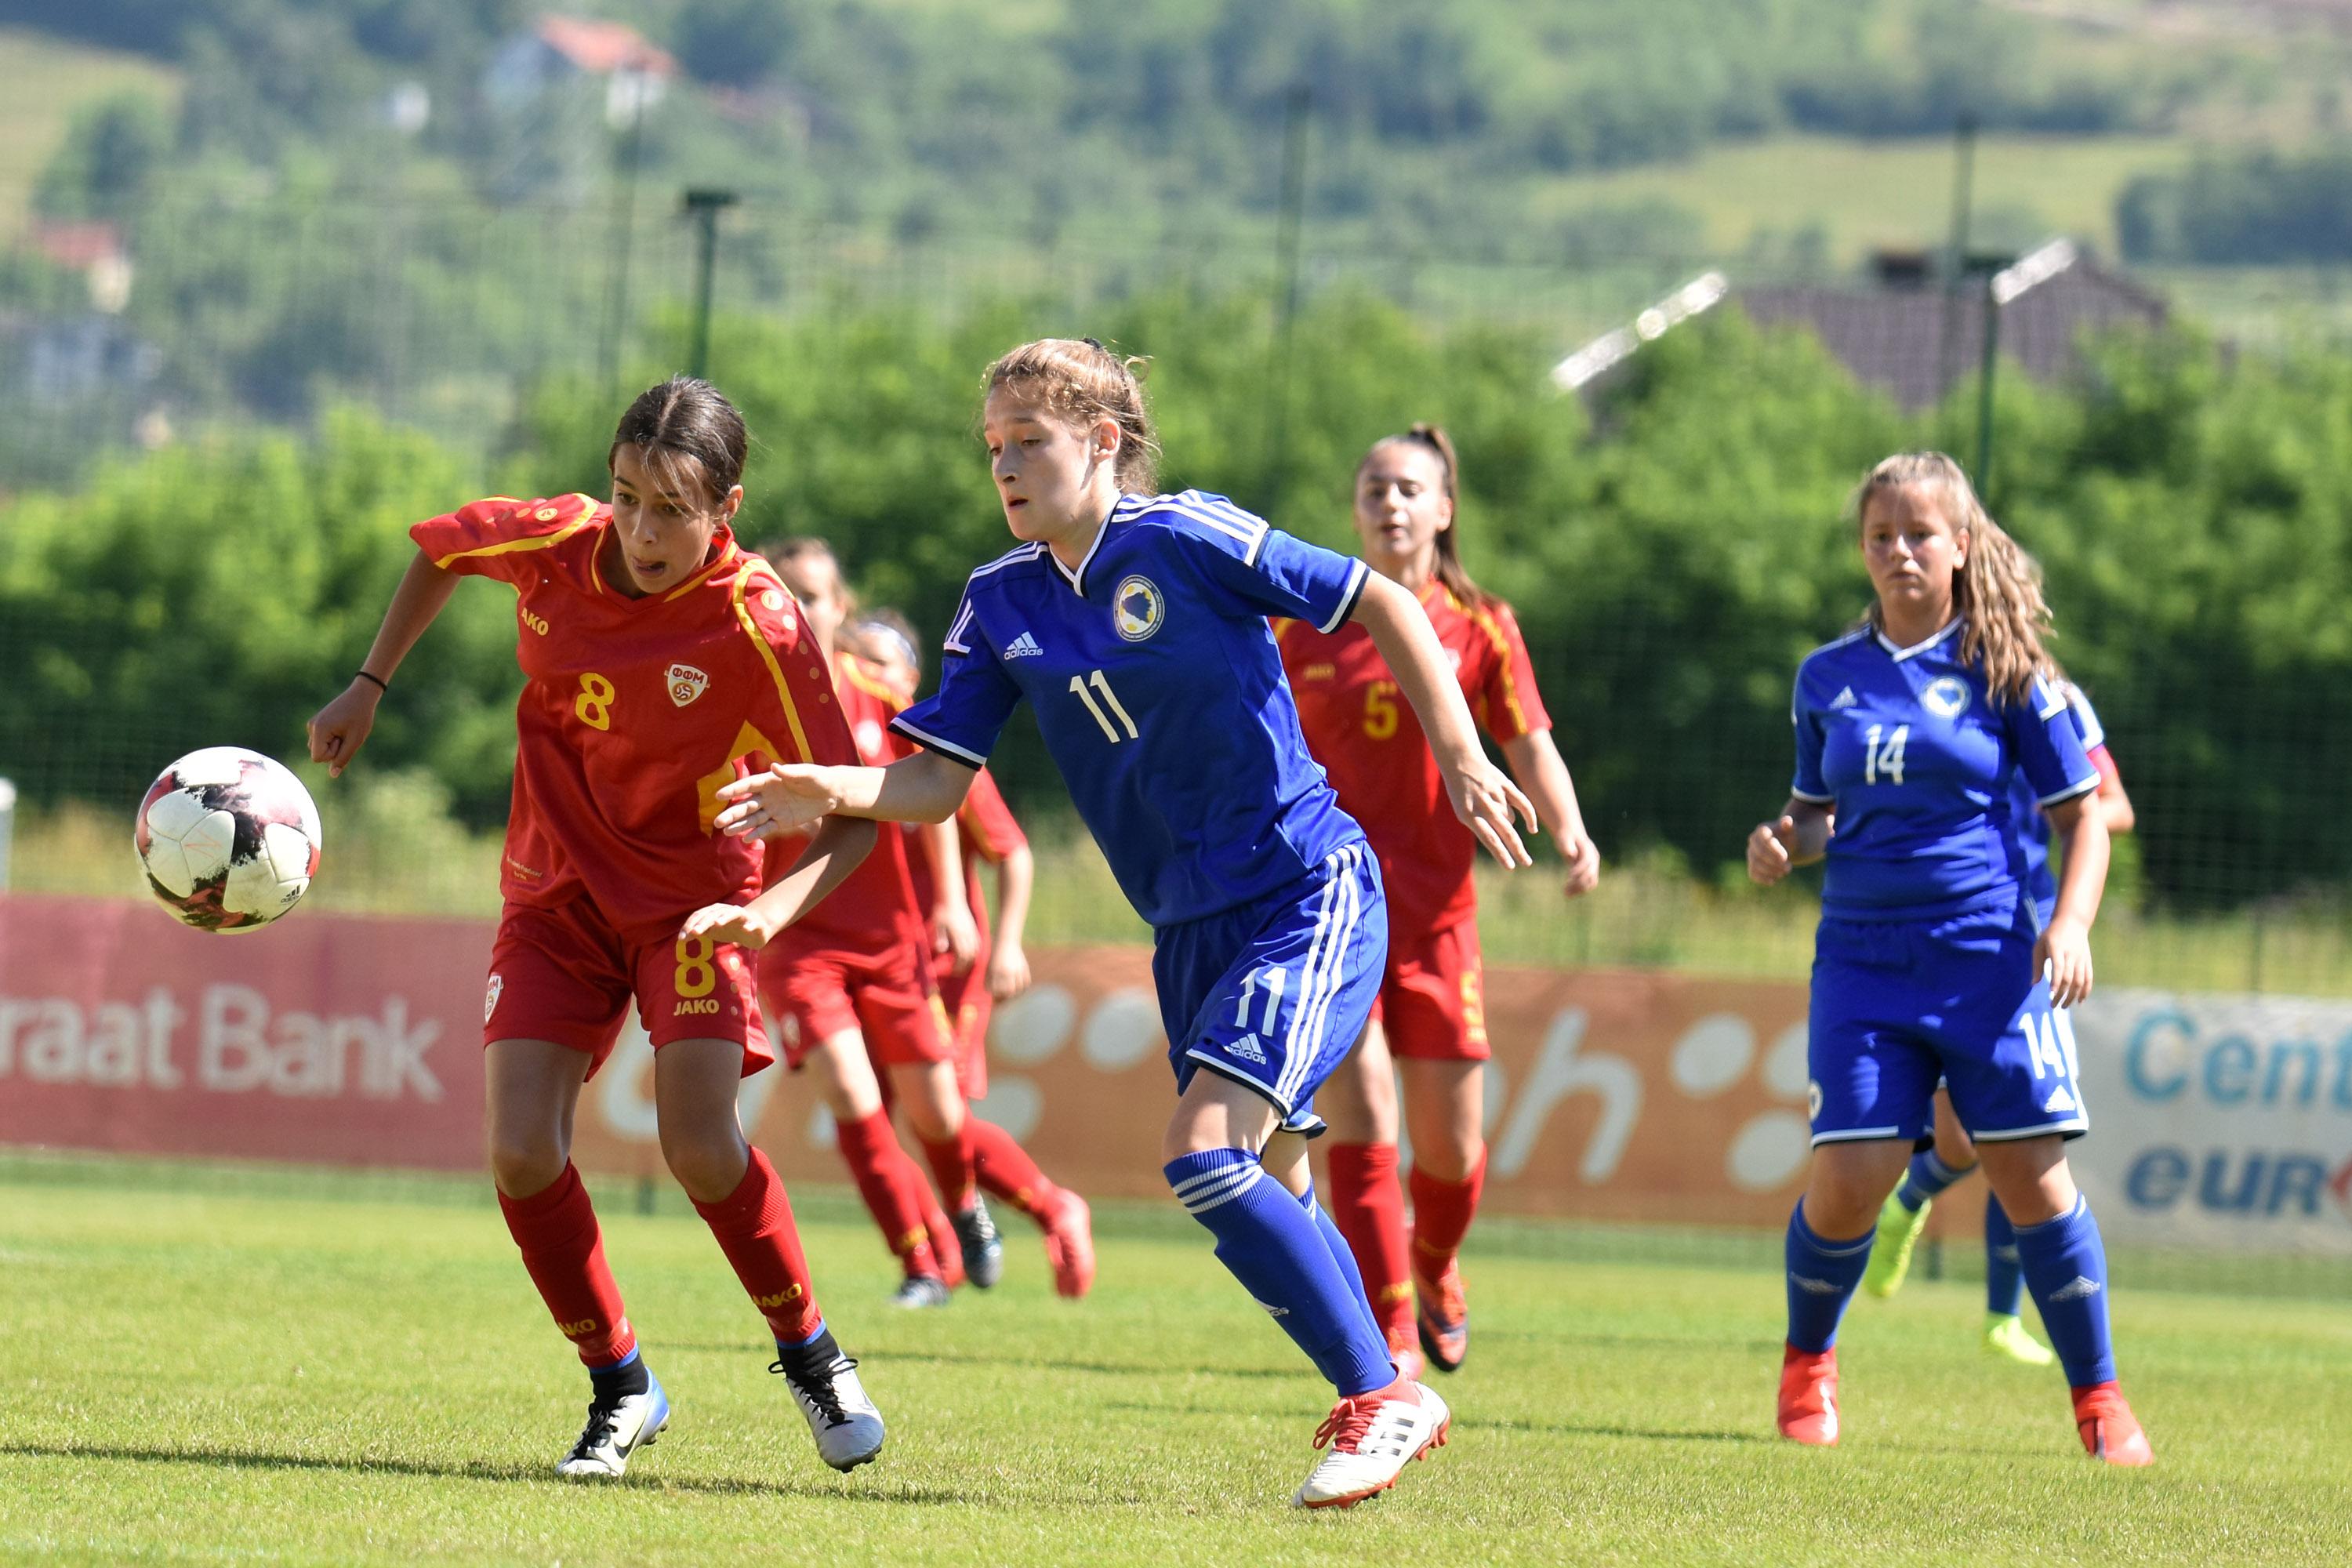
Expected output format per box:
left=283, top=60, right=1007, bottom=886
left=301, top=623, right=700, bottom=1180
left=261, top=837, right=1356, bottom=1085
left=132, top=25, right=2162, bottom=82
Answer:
left=681, top=816, right=877, bottom=949
left=716, top=749, right=979, bottom=840
left=1352, top=573, right=1535, bottom=868
left=2035, top=793, right=2109, bottom=1009
left=921, top=819, right=982, bottom=972
left=1746, top=800, right=1833, bottom=885
left=307, top=548, right=461, bottom=778
left=1501, top=730, right=1601, bottom=897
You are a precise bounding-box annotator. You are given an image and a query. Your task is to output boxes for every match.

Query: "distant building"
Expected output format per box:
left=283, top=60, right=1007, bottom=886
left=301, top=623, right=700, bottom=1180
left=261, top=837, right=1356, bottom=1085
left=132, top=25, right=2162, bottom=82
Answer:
left=1555, top=241, right=2169, bottom=412
left=485, top=14, right=677, bottom=129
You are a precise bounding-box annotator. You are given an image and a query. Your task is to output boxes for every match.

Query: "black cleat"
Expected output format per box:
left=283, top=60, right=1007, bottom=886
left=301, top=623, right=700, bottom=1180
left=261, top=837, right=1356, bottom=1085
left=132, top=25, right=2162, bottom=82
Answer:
left=952, top=1198, right=1004, bottom=1289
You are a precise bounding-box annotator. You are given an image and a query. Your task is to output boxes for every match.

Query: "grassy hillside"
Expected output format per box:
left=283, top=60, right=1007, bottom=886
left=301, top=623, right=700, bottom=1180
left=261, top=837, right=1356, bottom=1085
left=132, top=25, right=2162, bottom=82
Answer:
left=0, top=27, right=179, bottom=240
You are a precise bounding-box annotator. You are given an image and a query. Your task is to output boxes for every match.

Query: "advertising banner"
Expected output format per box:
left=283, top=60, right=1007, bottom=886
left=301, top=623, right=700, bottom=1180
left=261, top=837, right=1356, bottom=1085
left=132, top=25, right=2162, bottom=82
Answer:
left=2068, top=989, right=2352, bottom=1254
left=9, top=894, right=2345, bottom=1252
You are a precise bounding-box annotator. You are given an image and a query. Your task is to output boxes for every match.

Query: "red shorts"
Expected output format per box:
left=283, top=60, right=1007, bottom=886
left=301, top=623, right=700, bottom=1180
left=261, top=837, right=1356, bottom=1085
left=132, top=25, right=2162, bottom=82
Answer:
left=935, top=960, right=991, bottom=1100
left=1371, top=916, right=1490, bottom=1062
left=760, top=940, right=954, bottom=1073
left=485, top=898, right=769, bottom=1079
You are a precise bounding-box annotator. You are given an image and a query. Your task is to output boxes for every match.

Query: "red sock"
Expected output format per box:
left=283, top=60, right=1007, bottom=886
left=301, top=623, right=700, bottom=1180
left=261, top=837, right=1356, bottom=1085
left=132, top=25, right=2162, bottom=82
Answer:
left=1410, top=1149, right=1488, bottom=1279
left=834, top=1109, right=945, bottom=1279
left=967, top=1116, right=1058, bottom=1221
left=924, top=1199, right=965, bottom=1289
left=497, top=1163, right=635, bottom=1367
left=1327, top=1142, right=1414, bottom=1346
left=691, top=1148, right=822, bottom=1344
left=916, top=1120, right=979, bottom=1212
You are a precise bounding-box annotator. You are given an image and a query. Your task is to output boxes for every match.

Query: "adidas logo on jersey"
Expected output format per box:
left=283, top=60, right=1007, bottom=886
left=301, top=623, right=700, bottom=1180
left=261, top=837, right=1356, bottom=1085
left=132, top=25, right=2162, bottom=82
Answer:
left=1004, top=630, right=1045, bottom=659
left=2049, top=1275, right=2103, bottom=1303
left=2043, top=1085, right=2078, bottom=1114
left=1224, top=1033, right=1270, bottom=1065
left=1828, top=686, right=1858, bottom=709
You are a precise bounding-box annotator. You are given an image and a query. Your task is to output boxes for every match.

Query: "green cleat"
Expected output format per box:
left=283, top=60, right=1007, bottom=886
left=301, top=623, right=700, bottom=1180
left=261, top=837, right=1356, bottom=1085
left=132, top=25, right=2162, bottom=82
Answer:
left=1983, top=1312, right=2056, bottom=1367
left=1861, top=1190, right=1929, bottom=1298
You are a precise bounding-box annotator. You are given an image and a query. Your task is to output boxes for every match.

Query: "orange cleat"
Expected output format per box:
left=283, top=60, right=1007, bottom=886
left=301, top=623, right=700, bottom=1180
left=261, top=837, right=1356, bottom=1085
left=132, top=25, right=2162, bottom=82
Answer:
left=1040, top=1189, right=1096, bottom=1299
left=1412, top=1255, right=1470, bottom=1373
left=1777, top=1344, right=1839, bottom=1446
left=2072, top=1382, right=2154, bottom=1466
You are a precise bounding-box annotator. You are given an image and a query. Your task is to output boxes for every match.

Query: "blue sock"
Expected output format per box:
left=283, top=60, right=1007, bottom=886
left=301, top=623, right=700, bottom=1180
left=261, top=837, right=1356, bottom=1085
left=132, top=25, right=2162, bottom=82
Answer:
left=2013, top=1194, right=2116, bottom=1387
left=1165, top=1149, right=1395, bottom=1397
left=775, top=1318, right=827, bottom=1353
left=1984, top=1197, right=2025, bottom=1317
left=1896, top=1149, right=1967, bottom=1212
left=1298, top=1185, right=1392, bottom=1359
left=1785, top=1201, right=1874, bottom=1353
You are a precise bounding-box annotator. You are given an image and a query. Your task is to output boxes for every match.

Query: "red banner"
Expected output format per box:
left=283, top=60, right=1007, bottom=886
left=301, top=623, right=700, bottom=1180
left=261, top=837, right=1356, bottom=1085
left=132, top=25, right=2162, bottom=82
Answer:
left=1, top=893, right=1833, bottom=1226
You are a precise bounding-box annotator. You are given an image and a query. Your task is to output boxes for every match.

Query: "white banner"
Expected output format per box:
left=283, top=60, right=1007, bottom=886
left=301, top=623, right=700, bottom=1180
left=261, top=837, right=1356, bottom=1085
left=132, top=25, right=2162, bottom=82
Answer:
left=2071, top=989, right=2352, bottom=1254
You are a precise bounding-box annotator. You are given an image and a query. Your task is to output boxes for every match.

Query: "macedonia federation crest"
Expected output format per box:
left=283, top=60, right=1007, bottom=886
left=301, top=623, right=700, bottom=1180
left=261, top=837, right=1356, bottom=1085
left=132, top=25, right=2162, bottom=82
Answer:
left=667, top=663, right=710, bottom=707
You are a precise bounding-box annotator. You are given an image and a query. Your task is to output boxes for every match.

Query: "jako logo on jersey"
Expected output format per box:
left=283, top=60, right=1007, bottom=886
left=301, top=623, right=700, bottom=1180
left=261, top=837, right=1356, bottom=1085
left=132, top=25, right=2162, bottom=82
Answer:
left=1004, top=630, right=1045, bottom=659
left=754, top=1284, right=805, bottom=1308
left=1301, top=662, right=1335, bottom=681
left=1224, top=1034, right=1270, bottom=1065
left=1922, top=677, right=1971, bottom=718
left=1113, top=575, right=1164, bottom=642
left=668, top=663, right=710, bottom=707
left=1828, top=686, right=1857, bottom=710
left=675, top=997, right=721, bottom=1016
left=484, top=974, right=503, bottom=1024
left=521, top=608, right=550, bottom=636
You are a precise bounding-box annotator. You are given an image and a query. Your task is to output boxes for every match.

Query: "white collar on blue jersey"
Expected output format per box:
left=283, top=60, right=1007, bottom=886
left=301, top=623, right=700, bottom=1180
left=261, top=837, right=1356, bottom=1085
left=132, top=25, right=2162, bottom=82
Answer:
left=1048, top=499, right=1120, bottom=596
left=1875, top=615, right=1965, bottom=662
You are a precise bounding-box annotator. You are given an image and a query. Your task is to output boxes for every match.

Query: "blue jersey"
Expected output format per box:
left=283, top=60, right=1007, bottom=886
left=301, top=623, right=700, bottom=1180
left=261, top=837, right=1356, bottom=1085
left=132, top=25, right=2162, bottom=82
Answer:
left=1791, top=619, right=2097, bottom=923
left=2013, top=682, right=2106, bottom=925
left=893, top=491, right=1373, bottom=928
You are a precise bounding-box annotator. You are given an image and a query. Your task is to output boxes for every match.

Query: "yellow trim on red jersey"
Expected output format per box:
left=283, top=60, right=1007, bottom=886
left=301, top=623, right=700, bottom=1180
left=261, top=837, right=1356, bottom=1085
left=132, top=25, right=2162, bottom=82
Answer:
left=836, top=654, right=909, bottom=710
left=1269, top=616, right=1299, bottom=644
left=429, top=495, right=599, bottom=571
left=665, top=538, right=742, bottom=602
left=1463, top=597, right=1533, bottom=738
left=731, top=561, right=816, bottom=763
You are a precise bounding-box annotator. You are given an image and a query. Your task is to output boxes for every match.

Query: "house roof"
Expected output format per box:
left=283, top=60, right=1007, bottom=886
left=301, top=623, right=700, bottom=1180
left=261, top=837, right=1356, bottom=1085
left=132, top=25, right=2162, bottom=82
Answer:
left=1555, top=241, right=2169, bottom=412
left=535, top=13, right=677, bottom=77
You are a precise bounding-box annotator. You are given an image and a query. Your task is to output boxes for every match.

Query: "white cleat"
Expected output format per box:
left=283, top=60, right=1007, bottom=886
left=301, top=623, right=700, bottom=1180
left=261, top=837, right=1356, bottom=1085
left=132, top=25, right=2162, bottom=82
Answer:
left=771, top=1333, right=887, bottom=1473
left=554, top=1373, right=670, bottom=1480
left=1293, top=1379, right=1451, bottom=1509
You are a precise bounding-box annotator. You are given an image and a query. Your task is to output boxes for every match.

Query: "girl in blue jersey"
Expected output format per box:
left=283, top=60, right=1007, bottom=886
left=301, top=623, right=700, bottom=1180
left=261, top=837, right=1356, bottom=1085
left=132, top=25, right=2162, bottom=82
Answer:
left=1863, top=681, right=2136, bottom=1367
left=710, top=338, right=1537, bottom=1508
left=1746, top=452, right=2151, bottom=1465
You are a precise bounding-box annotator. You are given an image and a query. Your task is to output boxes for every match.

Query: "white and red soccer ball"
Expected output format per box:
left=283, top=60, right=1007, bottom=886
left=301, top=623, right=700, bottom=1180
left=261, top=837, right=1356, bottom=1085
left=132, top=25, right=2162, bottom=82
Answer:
left=133, top=747, right=323, bottom=933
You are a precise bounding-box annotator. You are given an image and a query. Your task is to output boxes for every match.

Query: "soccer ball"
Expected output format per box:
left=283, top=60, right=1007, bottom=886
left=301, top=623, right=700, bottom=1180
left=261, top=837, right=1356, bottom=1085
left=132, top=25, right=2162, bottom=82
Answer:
left=134, top=747, right=323, bottom=933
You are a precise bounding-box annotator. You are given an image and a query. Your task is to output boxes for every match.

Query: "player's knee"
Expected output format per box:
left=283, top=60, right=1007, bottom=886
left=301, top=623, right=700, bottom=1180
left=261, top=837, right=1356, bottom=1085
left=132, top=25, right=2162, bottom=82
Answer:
left=486, top=1127, right=567, bottom=1199
left=1415, top=1131, right=1484, bottom=1185
left=659, top=1124, right=748, bottom=1203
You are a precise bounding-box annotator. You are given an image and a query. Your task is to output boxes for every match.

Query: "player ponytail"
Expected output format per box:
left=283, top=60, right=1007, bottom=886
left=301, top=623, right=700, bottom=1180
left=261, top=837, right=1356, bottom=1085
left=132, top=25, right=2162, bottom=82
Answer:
left=1359, top=424, right=1499, bottom=612
left=1849, top=452, right=2059, bottom=706
left=985, top=338, right=1161, bottom=493
left=610, top=376, right=747, bottom=513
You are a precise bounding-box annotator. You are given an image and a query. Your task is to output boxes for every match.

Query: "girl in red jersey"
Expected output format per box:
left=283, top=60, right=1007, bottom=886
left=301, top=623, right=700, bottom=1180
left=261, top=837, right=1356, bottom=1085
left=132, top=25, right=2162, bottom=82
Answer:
left=861, top=612, right=1098, bottom=1298
left=1277, top=425, right=1602, bottom=1377
left=305, top=378, right=887, bottom=1480
left=757, top=540, right=1088, bottom=1304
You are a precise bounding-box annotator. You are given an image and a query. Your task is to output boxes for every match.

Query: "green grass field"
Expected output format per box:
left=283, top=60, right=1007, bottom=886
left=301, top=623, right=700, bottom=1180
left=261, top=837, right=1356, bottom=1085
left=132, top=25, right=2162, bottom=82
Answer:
left=2, top=1156, right=2347, bottom=1566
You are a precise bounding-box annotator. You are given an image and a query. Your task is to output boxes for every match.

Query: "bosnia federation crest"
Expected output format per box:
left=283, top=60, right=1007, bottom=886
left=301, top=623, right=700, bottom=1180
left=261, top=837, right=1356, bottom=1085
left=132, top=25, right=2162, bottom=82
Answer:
left=1113, top=575, right=1164, bottom=642
left=667, top=663, right=710, bottom=707
left=1921, top=676, right=1971, bottom=719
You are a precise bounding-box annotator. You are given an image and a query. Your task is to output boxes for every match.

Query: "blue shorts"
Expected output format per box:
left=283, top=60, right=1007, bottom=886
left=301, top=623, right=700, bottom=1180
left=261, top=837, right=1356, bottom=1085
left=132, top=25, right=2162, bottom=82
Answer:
left=1808, top=902, right=2088, bottom=1148
left=1152, top=842, right=1388, bottom=1136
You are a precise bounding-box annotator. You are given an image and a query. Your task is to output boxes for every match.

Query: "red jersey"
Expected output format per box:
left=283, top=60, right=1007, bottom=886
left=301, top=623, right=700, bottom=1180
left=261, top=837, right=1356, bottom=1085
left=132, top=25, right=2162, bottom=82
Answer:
left=905, top=765, right=1029, bottom=954
left=1276, top=579, right=1549, bottom=932
left=414, top=495, right=855, bottom=942
left=764, top=651, right=930, bottom=959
